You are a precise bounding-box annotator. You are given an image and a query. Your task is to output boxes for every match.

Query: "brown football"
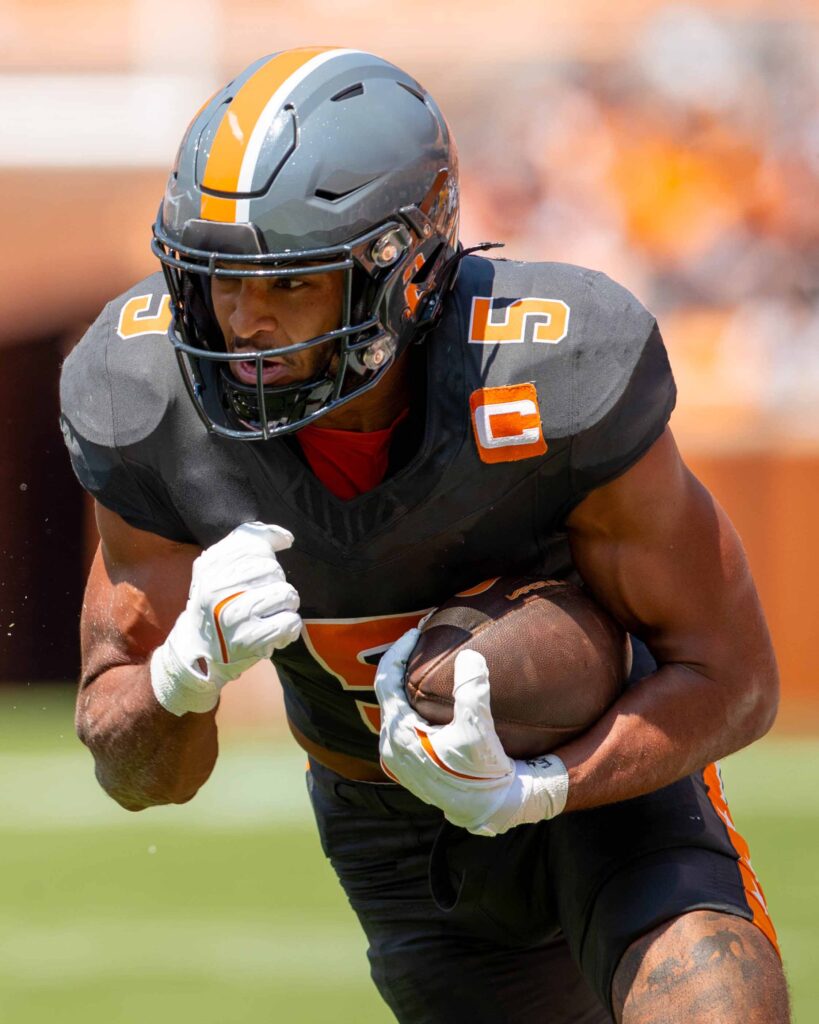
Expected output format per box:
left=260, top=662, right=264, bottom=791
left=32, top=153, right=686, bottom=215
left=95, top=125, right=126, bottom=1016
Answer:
left=406, top=576, right=630, bottom=759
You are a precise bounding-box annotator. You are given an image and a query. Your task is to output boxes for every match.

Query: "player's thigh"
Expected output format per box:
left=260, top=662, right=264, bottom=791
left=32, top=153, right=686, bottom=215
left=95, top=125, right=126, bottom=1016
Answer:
left=369, top=823, right=610, bottom=1024
left=306, top=763, right=610, bottom=1024
left=373, top=931, right=610, bottom=1024
left=547, top=765, right=781, bottom=1018
left=611, top=909, right=789, bottom=1024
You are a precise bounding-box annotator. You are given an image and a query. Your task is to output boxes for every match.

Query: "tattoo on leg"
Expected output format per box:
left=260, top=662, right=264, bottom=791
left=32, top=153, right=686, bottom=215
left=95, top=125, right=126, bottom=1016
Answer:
left=612, top=912, right=790, bottom=1024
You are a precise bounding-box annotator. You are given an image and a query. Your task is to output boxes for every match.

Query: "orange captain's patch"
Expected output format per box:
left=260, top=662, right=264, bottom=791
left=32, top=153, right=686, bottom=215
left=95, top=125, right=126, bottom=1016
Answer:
left=703, top=763, right=780, bottom=955
left=470, top=384, right=547, bottom=464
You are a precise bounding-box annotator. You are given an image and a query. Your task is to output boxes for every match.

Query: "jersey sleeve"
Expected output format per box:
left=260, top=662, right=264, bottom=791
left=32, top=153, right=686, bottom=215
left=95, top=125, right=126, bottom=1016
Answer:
left=59, top=288, right=193, bottom=543
left=568, top=318, right=676, bottom=500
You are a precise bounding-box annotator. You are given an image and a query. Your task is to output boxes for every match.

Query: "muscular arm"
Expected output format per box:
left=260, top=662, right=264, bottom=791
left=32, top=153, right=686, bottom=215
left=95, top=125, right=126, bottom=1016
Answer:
left=76, top=504, right=217, bottom=811
left=559, top=428, right=778, bottom=811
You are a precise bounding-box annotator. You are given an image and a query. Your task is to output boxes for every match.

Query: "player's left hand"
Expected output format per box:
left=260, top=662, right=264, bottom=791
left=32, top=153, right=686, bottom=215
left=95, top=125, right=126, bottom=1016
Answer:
left=375, top=629, right=569, bottom=836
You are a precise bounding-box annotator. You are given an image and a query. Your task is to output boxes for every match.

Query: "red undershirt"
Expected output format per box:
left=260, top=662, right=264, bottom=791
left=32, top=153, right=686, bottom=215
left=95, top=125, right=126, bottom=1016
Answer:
left=296, top=408, right=410, bottom=501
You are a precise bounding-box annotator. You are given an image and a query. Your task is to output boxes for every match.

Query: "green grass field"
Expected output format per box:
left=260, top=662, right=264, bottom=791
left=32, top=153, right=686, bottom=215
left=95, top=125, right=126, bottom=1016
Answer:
left=0, top=687, right=816, bottom=1023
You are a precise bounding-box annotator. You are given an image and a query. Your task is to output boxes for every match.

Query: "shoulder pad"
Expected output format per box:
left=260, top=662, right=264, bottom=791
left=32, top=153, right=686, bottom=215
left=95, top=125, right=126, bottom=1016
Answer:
left=60, top=272, right=178, bottom=448
left=454, top=257, right=659, bottom=438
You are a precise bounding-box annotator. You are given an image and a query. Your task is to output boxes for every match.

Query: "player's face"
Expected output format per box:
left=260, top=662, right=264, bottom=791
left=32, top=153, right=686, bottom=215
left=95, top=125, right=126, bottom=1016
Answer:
left=211, top=268, right=345, bottom=386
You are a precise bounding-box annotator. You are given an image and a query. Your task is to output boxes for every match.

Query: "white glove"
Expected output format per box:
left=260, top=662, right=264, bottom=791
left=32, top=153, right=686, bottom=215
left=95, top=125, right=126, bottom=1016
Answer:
left=150, top=522, right=302, bottom=716
left=375, top=629, right=569, bottom=836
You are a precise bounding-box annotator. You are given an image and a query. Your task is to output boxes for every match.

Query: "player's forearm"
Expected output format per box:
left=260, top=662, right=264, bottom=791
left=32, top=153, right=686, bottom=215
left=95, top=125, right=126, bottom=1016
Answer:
left=555, top=660, right=778, bottom=813
left=75, top=663, right=219, bottom=811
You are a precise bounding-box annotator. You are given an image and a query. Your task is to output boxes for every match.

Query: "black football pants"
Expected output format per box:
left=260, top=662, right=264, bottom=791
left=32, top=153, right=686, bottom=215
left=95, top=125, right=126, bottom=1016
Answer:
left=305, top=756, right=768, bottom=1024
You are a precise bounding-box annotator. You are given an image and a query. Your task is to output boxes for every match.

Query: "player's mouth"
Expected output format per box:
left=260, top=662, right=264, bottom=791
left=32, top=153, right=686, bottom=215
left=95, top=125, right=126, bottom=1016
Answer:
left=230, top=355, right=295, bottom=386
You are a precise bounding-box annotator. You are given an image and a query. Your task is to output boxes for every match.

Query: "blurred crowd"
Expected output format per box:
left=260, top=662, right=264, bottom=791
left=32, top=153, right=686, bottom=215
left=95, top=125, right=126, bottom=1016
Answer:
left=454, top=8, right=819, bottom=440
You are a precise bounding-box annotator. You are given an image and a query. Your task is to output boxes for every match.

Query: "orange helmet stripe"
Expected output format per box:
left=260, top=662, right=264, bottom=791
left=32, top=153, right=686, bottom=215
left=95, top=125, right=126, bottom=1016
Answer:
left=200, top=47, right=338, bottom=223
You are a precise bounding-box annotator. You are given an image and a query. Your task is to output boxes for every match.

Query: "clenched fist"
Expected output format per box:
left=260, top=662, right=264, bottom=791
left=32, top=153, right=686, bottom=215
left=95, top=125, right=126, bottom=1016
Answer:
left=150, top=522, right=302, bottom=716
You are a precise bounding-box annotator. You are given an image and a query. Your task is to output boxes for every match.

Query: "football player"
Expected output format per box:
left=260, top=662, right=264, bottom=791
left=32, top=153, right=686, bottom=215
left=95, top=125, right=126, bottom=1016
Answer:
left=60, top=48, right=789, bottom=1023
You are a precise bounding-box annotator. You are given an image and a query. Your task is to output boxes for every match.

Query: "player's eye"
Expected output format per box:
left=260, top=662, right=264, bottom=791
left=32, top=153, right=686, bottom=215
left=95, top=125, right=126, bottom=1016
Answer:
left=211, top=276, right=239, bottom=297
left=273, top=278, right=306, bottom=291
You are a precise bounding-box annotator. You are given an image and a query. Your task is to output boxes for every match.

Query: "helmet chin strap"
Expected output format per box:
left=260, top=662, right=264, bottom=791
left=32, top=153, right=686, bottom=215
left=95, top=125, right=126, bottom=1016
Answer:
left=413, top=241, right=505, bottom=338
left=439, top=241, right=504, bottom=292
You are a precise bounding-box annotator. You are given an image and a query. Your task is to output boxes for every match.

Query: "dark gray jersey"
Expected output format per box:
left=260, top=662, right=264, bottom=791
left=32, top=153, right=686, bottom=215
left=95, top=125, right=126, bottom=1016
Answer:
left=60, top=255, right=675, bottom=760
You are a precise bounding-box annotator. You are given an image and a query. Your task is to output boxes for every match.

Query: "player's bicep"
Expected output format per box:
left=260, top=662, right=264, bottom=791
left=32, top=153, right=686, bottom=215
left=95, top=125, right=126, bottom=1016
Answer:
left=80, top=504, right=200, bottom=681
left=566, top=429, right=774, bottom=679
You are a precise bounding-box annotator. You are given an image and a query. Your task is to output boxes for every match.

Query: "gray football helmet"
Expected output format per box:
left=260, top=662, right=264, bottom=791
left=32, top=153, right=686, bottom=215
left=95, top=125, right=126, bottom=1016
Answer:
left=152, top=47, right=460, bottom=439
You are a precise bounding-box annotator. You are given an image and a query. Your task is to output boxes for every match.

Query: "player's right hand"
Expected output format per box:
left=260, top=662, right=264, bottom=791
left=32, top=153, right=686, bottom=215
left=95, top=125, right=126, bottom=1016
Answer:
left=376, top=631, right=569, bottom=836
left=150, top=522, right=302, bottom=716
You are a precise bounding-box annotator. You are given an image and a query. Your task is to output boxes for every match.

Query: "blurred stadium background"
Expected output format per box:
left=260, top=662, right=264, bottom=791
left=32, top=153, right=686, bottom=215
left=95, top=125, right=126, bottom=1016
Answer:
left=1, top=1, right=817, bottom=1020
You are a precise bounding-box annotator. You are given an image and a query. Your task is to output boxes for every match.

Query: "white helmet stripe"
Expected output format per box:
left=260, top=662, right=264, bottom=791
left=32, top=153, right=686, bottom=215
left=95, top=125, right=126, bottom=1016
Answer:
left=235, top=48, right=364, bottom=223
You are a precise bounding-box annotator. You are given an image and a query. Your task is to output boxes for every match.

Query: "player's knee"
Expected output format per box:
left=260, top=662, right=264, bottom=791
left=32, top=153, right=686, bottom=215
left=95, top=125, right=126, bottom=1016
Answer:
left=611, top=910, right=789, bottom=1024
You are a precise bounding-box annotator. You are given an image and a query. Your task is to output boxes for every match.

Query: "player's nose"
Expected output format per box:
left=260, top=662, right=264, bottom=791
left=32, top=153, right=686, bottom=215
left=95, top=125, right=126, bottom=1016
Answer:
left=228, top=279, right=281, bottom=342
